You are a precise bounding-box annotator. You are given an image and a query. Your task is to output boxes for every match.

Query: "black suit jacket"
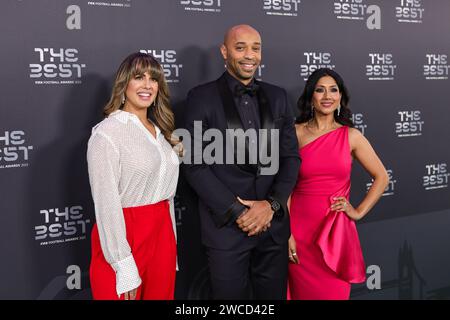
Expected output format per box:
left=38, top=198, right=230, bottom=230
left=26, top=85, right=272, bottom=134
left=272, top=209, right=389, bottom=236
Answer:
left=183, top=72, right=300, bottom=250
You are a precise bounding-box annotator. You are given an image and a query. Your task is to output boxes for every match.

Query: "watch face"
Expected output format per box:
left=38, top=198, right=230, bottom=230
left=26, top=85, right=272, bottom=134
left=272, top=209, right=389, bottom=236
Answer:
left=272, top=201, right=281, bottom=211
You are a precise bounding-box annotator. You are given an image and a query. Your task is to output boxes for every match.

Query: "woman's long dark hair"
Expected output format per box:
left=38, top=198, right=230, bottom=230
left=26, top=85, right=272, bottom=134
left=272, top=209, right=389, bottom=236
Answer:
left=296, top=68, right=354, bottom=127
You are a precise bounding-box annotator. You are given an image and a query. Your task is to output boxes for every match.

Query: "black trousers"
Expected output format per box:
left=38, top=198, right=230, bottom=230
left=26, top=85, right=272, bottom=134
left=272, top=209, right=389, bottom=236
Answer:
left=206, top=231, right=288, bottom=300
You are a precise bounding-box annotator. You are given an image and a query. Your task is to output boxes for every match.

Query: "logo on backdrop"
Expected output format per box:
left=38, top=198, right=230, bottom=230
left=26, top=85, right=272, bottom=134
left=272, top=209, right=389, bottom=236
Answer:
left=34, top=205, right=91, bottom=246
left=180, top=0, right=221, bottom=13
left=140, top=50, right=183, bottom=83
left=0, top=130, right=33, bottom=169
left=87, top=0, right=131, bottom=8
left=262, top=0, right=302, bottom=17
left=423, top=54, right=449, bottom=80
left=366, top=53, right=397, bottom=81
left=423, top=163, right=449, bottom=191
left=333, top=0, right=381, bottom=30
left=300, top=52, right=335, bottom=81
left=395, top=0, right=424, bottom=23
left=174, top=195, right=187, bottom=227
left=29, top=48, right=86, bottom=85
left=352, top=113, right=367, bottom=135
left=367, top=169, right=396, bottom=196
left=395, top=110, right=424, bottom=137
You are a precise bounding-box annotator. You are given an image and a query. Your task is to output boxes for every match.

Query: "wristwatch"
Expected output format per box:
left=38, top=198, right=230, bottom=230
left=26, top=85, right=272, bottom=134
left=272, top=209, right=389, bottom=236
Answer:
left=267, top=197, right=281, bottom=213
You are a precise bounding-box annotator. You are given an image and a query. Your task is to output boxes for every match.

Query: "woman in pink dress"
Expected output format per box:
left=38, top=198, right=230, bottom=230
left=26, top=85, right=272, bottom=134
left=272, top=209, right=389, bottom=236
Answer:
left=288, top=68, right=389, bottom=300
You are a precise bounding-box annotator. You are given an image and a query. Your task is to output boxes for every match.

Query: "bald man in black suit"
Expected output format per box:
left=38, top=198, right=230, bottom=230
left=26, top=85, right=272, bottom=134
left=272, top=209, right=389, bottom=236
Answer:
left=183, top=24, right=300, bottom=299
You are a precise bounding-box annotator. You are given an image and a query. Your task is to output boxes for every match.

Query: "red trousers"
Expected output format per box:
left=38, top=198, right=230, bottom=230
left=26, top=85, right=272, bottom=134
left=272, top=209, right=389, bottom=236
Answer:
left=90, top=200, right=177, bottom=300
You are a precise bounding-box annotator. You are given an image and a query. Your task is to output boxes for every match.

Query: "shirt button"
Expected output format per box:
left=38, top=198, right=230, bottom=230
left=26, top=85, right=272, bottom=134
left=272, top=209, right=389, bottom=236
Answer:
left=248, top=120, right=252, bottom=124
left=244, top=101, right=248, bottom=105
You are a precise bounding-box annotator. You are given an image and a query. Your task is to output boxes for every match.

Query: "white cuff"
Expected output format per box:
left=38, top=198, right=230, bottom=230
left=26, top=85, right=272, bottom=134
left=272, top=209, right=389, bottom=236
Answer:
left=111, top=255, right=142, bottom=297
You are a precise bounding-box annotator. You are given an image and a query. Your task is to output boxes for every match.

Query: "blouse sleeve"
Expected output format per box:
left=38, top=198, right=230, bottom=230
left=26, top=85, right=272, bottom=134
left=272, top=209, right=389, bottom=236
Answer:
left=87, top=131, right=142, bottom=296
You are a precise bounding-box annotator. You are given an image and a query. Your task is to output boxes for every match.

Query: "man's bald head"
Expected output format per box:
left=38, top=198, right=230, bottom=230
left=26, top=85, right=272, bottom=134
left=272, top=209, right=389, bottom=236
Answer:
left=220, top=24, right=262, bottom=85
left=223, top=24, right=261, bottom=47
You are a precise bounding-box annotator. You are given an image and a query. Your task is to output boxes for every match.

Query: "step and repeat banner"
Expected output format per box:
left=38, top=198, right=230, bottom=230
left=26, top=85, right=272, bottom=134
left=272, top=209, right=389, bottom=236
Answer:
left=1, top=0, right=449, bottom=299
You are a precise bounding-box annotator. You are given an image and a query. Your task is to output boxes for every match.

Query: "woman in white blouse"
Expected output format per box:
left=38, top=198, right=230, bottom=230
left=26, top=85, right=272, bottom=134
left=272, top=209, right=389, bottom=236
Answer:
left=87, top=52, right=180, bottom=300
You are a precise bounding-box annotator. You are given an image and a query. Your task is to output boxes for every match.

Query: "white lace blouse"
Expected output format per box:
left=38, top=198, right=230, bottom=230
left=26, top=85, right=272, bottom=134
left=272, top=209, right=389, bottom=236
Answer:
left=87, top=109, right=179, bottom=296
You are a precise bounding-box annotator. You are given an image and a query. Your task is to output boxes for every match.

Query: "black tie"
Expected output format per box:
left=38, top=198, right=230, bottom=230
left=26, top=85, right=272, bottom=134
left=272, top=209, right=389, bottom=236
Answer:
left=235, top=83, right=259, bottom=97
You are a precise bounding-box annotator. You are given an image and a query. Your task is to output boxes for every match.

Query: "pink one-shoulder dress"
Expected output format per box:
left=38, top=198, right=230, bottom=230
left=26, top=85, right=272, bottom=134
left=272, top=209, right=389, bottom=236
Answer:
left=288, top=126, right=366, bottom=300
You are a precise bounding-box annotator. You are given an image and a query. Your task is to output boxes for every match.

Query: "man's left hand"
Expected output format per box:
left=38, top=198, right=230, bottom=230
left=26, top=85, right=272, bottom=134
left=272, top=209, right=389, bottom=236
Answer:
left=236, top=197, right=274, bottom=236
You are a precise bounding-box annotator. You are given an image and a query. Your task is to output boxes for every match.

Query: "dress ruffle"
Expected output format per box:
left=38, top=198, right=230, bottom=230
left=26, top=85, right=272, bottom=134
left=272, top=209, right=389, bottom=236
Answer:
left=315, top=181, right=366, bottom=283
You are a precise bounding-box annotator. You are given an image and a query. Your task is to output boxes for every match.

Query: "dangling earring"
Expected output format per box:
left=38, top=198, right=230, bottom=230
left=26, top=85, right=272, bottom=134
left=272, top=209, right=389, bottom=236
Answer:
left=337, top=104, right=341, bottom=117
left=121, top=94, right=125, bottom=105
left=311, top=104, right=315, bottom=116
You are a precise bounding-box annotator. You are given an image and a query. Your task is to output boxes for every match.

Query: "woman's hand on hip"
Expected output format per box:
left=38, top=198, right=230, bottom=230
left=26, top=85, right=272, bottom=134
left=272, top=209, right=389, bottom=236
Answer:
left=331, top=197, right=361, bottom=221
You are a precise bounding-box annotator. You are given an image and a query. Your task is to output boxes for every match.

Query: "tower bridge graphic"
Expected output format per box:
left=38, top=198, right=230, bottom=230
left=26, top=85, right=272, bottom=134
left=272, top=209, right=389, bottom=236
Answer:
left=350, top=241, right=449, bottom=300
